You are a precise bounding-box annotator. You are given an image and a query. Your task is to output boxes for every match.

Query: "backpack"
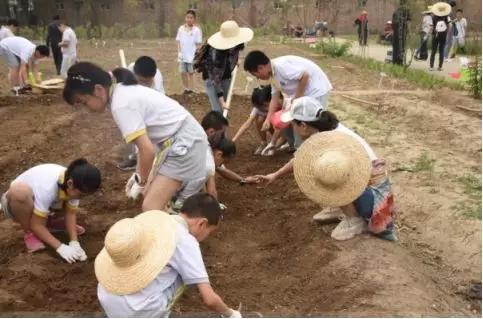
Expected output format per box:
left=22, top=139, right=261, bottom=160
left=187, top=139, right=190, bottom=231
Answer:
left=435, top=20, right=447, bottom=33
left=193, top=41, right=210, bottom=73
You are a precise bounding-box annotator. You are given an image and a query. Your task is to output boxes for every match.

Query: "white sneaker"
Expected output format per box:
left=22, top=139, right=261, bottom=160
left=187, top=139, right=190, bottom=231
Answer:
left=313, top=207, right=344, bottom=224
left=253, top=143, right=266, bottom=155
left=429, top=67, right=435, bottom=71
left=331, top=216, right=367, bottom=241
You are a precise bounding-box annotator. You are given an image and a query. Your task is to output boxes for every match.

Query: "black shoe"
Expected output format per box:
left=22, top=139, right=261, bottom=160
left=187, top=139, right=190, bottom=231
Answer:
left=183, top=89, right=190, bottom=94
left=117, top=158, right=137, bottom=171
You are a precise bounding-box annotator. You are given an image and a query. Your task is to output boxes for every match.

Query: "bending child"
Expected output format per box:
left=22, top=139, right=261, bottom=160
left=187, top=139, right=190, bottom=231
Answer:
left=96, top=193, right=242, bottom=318
left=0, top=159, right=101, bottom=262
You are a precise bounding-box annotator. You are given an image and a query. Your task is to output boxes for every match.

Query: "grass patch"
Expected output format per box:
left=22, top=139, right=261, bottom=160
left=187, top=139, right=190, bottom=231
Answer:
left=458, top=174, right=482, bottom=199
left=314, top=39, right=352, bottom=58
left=452, top=173, right=482, bottom=219
left=395, top=152, right=435, bottom=173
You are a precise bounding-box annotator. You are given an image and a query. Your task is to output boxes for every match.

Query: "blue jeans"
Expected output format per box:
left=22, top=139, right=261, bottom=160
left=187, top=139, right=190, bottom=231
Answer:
left=204, top=78, right=231, bottom=113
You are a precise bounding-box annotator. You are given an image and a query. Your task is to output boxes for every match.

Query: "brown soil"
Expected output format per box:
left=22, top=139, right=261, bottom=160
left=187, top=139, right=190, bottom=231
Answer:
left=0, top=39, right=480, bottom=317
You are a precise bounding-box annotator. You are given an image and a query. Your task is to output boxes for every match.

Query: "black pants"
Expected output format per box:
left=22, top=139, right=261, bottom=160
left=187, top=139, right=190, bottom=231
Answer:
left=51, top=45, right=62, bottom=75
left=430, top=32, right=447, bottom=69
left=416, top=32, right=429, bottom=60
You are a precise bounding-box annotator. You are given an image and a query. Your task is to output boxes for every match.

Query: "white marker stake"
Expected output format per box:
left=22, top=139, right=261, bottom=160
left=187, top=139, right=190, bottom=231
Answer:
left=223, top=65, right=238, bottom=118
left=119, top=49, right=127, bottom=68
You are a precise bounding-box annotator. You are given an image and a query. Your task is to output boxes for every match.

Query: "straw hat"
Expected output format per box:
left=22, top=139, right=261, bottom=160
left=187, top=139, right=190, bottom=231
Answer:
left=293, top=131, right=372, bottom=207
left=95, top=210, right=177, bottom=295
left=208, top=20, right=253, bottom=50
left=431, top=2, right=451, bottom=16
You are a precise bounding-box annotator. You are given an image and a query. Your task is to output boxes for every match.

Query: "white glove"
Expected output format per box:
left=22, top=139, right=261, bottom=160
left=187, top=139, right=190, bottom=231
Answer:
left=261, top=142, right=275, bottom=156
left=125, top=173, right=144, bottom=200
left=219, top=203, right=227, bottom=210
left=56, top=244, right=82, bottom=264
left=69, top=240, right=87, bottom=261
left=228, top=309, right=242, bottom=318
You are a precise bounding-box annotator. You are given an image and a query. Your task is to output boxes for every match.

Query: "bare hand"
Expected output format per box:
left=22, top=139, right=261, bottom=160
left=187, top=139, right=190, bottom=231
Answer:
left=244, top=176, right=261, bottom=184
left=256, top=173, right=278, bottom=185
left=261, top=118, right=271, bottom=132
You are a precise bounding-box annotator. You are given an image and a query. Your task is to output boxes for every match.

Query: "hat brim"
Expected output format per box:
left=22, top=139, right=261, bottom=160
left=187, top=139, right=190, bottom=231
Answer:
left=208, top=28, right=254, bottom=50
left=280, top=110, right=293, bottom=123
left=95, top=211, right=177, bottom=295
left=431, top=2, right=451, bottom=16
left=293, top=131, right=372, bottom=207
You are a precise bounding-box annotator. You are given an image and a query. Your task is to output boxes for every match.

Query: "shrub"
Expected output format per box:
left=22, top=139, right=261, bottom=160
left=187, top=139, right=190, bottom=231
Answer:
left=467, top=56, right=482, bottom=99
left=316, top=39, right=352, bottom=57
left=75, top=26, right=88, bottom=39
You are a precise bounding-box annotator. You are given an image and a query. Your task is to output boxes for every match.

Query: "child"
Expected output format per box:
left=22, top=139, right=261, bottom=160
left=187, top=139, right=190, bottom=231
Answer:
left=0, top=36, right=49, bottom=93
left=63, top=62, right=209, bottom=213
left=232, top=85, right=272, bottom=155
left=252, top=97, right=396, bottom=242
left=58, top=20, right=78, bottom=79
left=176, top=10, right=202, bottom=94
left=0, top=158, right=101, bottom=262
left=96, top=193, right=242, bottom=318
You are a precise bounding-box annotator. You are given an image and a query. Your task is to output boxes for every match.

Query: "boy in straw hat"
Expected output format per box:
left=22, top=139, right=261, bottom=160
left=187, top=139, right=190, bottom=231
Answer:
left=198, top=20, right=253, bottom=113
left=250, top=97, right=396, bottom=241
left=429, top=2, right=452, bottom=71
left=96, top=193, right=242, bottom=318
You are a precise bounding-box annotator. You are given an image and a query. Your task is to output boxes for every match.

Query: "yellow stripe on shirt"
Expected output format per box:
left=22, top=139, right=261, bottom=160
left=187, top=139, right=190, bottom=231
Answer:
left=33, top=209, right=49, bottom=218
left=125, top=128, right=147, bottom=143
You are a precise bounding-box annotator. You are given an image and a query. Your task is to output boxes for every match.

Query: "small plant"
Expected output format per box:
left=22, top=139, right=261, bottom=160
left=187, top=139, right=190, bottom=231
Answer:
left=316, top=39, right=352, bottom=58
left=458, top=174, right=482, bottom=199
left=395, top=151, right=435, bottom=173
left=467, top=56, right=482, bottom=99
left=452, top=173, right=481, bottom=219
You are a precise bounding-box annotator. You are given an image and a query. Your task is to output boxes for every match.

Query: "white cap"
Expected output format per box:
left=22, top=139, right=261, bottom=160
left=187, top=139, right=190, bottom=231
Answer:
left=280, top=96, right=326, bottom=123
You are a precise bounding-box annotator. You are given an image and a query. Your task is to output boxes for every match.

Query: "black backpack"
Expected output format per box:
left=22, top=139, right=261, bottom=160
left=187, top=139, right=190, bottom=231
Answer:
left=193, top=41, right=210, bottom=73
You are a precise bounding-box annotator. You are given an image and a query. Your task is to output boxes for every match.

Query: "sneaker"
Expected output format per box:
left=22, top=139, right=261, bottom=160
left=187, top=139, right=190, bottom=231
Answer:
left=253, top=143, right=267, bottom=155
left=437, top=67, right=442, bottom=71
left=117, top=157, right=137, bottom=171
left=46, top=216, right=86, bottom=235
left=186, top=89, right=194, bottom=94
left=261, top=149, right=275, bottom=156
left=24, top=232, right=46, bottom=253
left=331, top=216, right=367, bottom=241
left=277, top=142, right=290, bottom=151
left=313, top=207, right=344, bottom=224
left=377, top=228, right=398, bottom=241
left=183, top=89, right=191, bottom=95
left=429, top=67, right=435, bottom=71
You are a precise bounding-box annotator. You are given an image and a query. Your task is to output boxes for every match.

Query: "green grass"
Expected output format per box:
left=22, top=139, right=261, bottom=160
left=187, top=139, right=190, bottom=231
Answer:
left=395, top=151, right=435, bottom=173
left=452, top=173, right=482, bottom=219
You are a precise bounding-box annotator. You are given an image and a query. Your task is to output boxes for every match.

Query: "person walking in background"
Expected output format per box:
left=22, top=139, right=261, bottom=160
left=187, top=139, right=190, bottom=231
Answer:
left=429, top=2, right=451, bottom=71
left=58, top=21, right=77, bottom=79
left=0, top=19, right=18, bottom=41
left=354, top=10, right=369, bottom=46
left=447, top=9, right=467, bottom=60
left=415, top=8, right=433, bottom=60
left=176, top=10, right=202, bottom=94
left=46, top=15, right=62, bottom=75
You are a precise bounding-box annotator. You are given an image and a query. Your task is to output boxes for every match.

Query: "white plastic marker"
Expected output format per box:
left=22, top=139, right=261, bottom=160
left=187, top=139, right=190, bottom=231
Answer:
left=223, top=65, right=238, bottom=118
left=119, top=49, right=127, bottom=68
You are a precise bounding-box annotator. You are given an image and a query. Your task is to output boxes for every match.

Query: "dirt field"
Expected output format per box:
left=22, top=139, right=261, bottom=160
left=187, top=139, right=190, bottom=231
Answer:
left=0, top=39, right=481, bottom=317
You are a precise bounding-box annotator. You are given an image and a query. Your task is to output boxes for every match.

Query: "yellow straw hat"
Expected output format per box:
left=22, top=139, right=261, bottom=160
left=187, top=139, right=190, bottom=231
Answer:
left=208, top=20, right=253, bottom=50
left=95, top=210, right=177, bottom=295
left=430, top=2, right=451, bottom=16
left=294, top=131, right=372, bottom=207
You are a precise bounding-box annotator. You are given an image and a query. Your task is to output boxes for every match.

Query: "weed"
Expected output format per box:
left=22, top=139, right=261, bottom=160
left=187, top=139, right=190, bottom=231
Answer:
left=315, top=39, right=352, bottom=58
left=452, top=173, right=482, bottom=219
left=395, top=151, right=435, bottom=173
left=467, top=56, right=482, bottom=99
left=453, top=201, right=482, bottom=219
left=458, top=174, right=482, bottom=200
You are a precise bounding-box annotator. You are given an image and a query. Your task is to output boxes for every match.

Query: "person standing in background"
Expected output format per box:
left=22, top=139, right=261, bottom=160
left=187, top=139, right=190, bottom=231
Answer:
left=46, top=15, right=62, bottom=75
left=415, top=9, right=433, bottom=60
left=354, top=10, right=369, bottom=46
left=58, top=21, right=77, bottom=79
left=429, top=2, right=451, bottom=71
left=0, top=19, right=19, bottom=41
left=447, top=9, right=467, bottom=60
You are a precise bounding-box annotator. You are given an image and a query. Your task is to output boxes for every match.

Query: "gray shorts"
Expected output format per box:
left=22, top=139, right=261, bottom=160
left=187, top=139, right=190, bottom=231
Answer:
left=1, top=192, right=13, bottom=219
left=179, top=62, right=194, bottom=73
left=0, top=46, right=20, bottom=68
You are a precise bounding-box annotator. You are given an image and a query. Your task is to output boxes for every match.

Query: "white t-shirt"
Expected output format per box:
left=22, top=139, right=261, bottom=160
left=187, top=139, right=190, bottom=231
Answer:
left=250, top=107, right=268, bottom=118
left=0, top=36, right=35, bottom=64
left=455, top=18, right=467, bottom=39
left=271, top=55, right=332, bottom=99
left=110, top=84, right=189, bottom=145
left=206, top=149, right=216, bottom=177
left=61, top=27, right=77, bottom=56
left=11, top=164, right=79, bottom=218
left=0, top=26, right=14, bottom=41
left=127, top=62, right=165, bottom=94
left=421, top=15, right=433, bottom=34
left=176, top=25, right=202, bottom=63
left=335, top=123, right=377, bottom=161
left=97, top=215, right=209, bottom=318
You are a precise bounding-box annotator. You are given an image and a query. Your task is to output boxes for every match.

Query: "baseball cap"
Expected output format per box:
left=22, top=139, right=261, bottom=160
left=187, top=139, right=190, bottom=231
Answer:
left=280, top=96, right=326, bottom=123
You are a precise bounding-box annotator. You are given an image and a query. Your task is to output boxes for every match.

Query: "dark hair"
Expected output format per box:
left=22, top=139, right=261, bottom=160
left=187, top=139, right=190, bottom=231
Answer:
left=251, top=85, right=271, bottom=108
left=181, top=193, right=222, bottom=225
left=112, top=67, right=138, bottom=85
left=35, top=45, right=50, bottom=57
left=63, top=62, right=112, bottom=105
left=210, top=136, right=236, bottom=158
left=60, top=158, right=101, bottom=194
left=53, top=15, right=60, bottom=20
left=133, top=56, right=157, bottom=78
left=294, top=110, right=339, bottom=132
left=456, top=9, right=463, bottom=13
left=7, top=19, right=18, bottom=27
left=244, top=50, right=270, bottom=72
left=201, top=111, right=229, bottom=131
left=186, top=9, right=196, bottom=17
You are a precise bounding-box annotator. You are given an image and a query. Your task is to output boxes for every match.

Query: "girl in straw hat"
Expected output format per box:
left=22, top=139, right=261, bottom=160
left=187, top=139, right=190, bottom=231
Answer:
left=63, top=63, right=209, bottom=212
left=96, top=193, right=242, bottom=318
left=429, top=2, right=452, bottom=71
left=198, top=20, right=253, bottom=113
left=251, top=97, right=396, bottom=241
left=0, top=158, right=101, bottom=261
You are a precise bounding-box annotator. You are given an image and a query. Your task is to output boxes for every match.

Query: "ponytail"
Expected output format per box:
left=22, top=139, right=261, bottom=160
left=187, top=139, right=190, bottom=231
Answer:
left=60, top=158, right=101, bottom=194
left=112, top=68, right=138, bottom=85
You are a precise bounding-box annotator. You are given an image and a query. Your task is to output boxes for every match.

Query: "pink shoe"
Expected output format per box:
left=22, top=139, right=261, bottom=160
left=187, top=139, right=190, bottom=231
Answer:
left=24, top=232, right=46, bottom=253
left=47, top=216, right=86, bottom=236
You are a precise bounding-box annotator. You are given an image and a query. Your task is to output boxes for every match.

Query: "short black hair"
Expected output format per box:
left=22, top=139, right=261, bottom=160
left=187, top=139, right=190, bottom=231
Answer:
left=211, top=136, right=236, bottom=158
left=186, top=10, right=196, bottom=17
left=112, top=68, right=138, bottom=85
left=244, top=50, right=270, bottom=73
left=181, top=193, right=222, bottom=225
left=35, top=45, right=50, bottom=57
left=251, top=85, right=271, bottom=108
left=7, top=19, right=18, bottom=27
left=456, top=9, right=463, bottom=13
left=201, top=111, right=229, bottom=131
left=133, top=56, right=157, bottom=78
left=63, top=62, right=112, bottom=105
left=293, top=110, right=339, bottom=132
left=62, top=158, right=101, bottom=194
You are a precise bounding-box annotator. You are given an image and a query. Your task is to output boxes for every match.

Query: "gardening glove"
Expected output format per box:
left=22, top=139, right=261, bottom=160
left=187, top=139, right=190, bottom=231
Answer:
left=69, top=240, right=87, bottom=261
left=56, top=244, right=82, bottom=264
left=228, top=309, right=242, bottom=318
left=261, top=142, right=275, bottom=156
left=125, top=173, right=144, bottom=200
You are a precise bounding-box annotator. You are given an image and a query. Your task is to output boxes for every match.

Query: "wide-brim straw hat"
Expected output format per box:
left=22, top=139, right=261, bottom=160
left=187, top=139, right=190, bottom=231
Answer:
left=431, top=2, right=451, bottom=16
left=208, top=20, right=253, bottom=50
left=293, top=131, right=372, bottom=207
left=95, top=210, right=177, bottom=295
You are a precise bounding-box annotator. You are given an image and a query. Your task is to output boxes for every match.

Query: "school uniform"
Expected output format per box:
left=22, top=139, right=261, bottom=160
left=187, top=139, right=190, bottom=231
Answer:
left=127, top=62, right=165, bottom=94
left=0, top=26, right=14, bottom=41
left=60, top=27, right=77, bottom=79
left=97, top=215, right=210, bottom=317
left=176, top=25, right=202, bottom=73
left=0, top=36, right=35, bottom=69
